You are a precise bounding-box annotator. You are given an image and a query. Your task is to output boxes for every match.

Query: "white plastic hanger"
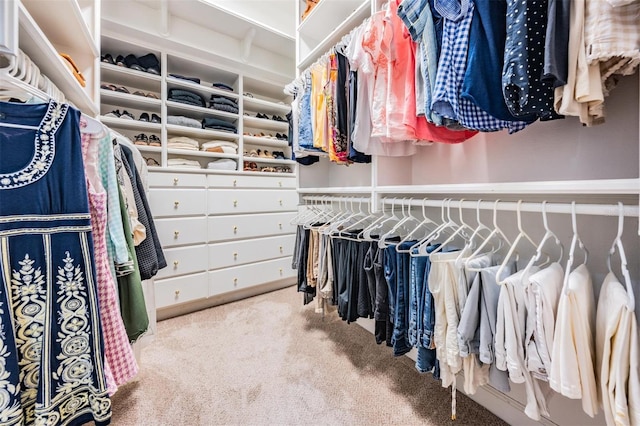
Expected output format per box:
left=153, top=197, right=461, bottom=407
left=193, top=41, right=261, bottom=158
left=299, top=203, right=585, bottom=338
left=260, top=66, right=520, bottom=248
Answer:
left=359, top=198, right=393, bottom=241
left=455, top=199, right=491, bottom=269
left=396, top=198, right=439, bottom=253
left=561, top=201, right=589, bottom=295
left=379, top=198, right=421, bottom=248
left=465, top=200, right=512, bottom=272
left=409, top=198, right=456, bottom=256
left=606, top=202, right=635, bottom=311
left=338, top=199, right=378, bottom=241
left=521, top=201, right=563, bottom=278
left=363, top=198, right=401, bottom=242
left=496, top=200, right=537, bottom=284
left=428, top=199, right=473, bottom=257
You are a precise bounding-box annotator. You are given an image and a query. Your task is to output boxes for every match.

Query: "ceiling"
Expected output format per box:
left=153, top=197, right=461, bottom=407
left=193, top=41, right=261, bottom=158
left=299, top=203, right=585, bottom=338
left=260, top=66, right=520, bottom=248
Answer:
left=202, top=0, right=297, bottom=38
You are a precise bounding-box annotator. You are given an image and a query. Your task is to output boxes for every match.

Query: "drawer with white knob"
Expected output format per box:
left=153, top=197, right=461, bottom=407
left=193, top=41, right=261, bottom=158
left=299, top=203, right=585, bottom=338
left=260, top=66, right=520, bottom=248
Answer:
left=148, top=171, right=207, bottom=188
left=148, top=188, right=207, bottom=217
left=207, top=189, right=298, bottom=214
left=156, top=244, right=208, bottom=279
left=208, top=257, right=295, bottom=297
left=208, top=212, right=297, bottom=242
left=155, top=272, right=208, bottom=309
left=155, top=217, right=207, bottom=247
left=208, top=235, right=295, bottom=270
left=208, top=174, right=296, bottom=189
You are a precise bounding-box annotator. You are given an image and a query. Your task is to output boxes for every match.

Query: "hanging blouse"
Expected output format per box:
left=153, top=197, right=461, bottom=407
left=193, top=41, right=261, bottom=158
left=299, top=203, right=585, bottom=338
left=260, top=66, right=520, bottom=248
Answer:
left=502, top=0, right=561, bottom=121
left=542, top=0, right=571, bottom=88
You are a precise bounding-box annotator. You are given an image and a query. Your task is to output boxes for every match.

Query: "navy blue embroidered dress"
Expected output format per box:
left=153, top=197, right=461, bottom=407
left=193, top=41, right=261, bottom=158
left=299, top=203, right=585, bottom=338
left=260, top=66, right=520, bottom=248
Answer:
left=0, top=100, right=111, bottom=425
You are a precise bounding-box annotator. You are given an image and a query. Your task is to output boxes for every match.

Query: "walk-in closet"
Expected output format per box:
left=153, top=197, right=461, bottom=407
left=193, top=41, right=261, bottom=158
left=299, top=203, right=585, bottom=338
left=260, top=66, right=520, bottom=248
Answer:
left=0, top=0, right=638, bottom=425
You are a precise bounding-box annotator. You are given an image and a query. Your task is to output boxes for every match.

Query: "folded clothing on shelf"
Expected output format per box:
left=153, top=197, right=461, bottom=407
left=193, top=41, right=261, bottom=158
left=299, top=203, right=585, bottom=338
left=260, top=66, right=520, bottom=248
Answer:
left=202, top=117, right=237, bottom=133
left=209, top=103, right=239, bottom=114
left=201, top=140, right=238, bottom=154
left=170, top=74, right=201, bottom=84
left=212, top=82, right=234, bottom=92
left=168, top=136, right=200, bottom=151
left=210, top=96, right=238, bottom=107
left=207, top=159, right=237, bottom=170
left=168, top=115, right=202, bottom=128
left=168, top=88, right=206, bottom=107
left=168, top=158, right=201, bottom=168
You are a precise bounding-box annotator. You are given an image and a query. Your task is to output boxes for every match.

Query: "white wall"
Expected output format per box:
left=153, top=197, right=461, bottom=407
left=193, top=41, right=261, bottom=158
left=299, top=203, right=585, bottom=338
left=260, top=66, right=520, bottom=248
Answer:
left=203, top=0, right=297, bottom=38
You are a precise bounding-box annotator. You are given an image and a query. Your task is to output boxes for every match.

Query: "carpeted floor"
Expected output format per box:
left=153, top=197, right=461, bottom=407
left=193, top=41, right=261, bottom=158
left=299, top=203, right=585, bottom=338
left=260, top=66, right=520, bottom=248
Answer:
left=111, top=285, right=508, bottom=425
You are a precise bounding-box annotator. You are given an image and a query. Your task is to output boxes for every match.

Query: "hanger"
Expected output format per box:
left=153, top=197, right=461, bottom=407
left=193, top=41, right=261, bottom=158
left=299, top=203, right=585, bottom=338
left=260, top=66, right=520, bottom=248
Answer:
left=378, top=198, right=421, bottom=248
left=327, top=197, right=365, bottom=236
left=359, top=198, right=392, bottom=241
left=561, top=201, right=589, bottom=295
left=427, top=199, right=473, bottom=257
left=338, top=198, right=378, bottom=241
left=496, top=200, right=537, bottom=284
left=465, top=200, right=512, bottom=271
left=396, top=198, right=440, bottom=253
left=521, top=201, right=563, bottom=277
left=363, top=197, right=400, bottom=242
left=455, top=199, right=491, bottom=269
left=606, top=202, right=635, bottom=311
left=409, top=198, right=455, bottom=257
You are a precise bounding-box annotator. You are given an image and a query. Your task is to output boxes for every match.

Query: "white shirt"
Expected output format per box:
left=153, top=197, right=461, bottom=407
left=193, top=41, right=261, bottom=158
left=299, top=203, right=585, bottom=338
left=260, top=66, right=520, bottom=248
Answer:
left=596, top=272, right=640, bottom=426
left=549, top=264, right=598, bottom=417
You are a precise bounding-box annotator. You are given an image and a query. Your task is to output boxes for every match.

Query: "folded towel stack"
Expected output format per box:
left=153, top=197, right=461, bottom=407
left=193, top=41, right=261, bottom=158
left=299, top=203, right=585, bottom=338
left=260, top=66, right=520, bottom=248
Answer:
left=201, top=140, right=238, bottom=154
left=168, top=136, right=200, bottom=151
left=167, top=158, right=201, bottom=169
left=207, top=159, right=237, bottom=170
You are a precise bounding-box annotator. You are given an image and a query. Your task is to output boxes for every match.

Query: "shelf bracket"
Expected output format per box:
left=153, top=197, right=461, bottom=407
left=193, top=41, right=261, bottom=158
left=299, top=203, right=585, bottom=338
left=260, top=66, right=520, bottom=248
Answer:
left=241, top=27, right=256, bottom=63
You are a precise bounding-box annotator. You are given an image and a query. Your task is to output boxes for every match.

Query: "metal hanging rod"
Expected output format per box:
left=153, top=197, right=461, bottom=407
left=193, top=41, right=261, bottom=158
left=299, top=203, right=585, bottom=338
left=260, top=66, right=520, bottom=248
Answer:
left=380, top=198, right=639, bottom=218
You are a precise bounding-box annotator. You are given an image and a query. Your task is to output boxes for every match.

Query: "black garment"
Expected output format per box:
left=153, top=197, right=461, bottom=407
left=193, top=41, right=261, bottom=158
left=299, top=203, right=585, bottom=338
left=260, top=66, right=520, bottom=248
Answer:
left=503, top=0, right=562, bottom=121
left=210, top=96, right=238, bottom=107
left=120, top=145, right=167, bottom=279
left=294, top=226, right=315, bottom=305
left=371, top=244, right=392, bottom=346
left=170, top=73, right=201, bottom=84
left=542, top=0, right=571, bottom=88
left=202, top=117, right=237, bottom=132
left=334, top=52, right=349, bottom=161
left=208, top=103, right=239, bottom=114
left=212, top=82, right=234, bottom=92
left=168, top=88, right=206, bottom=107
left=356, top=240, right=373, bottom=319
left=347, top=70, right=371, bottom=163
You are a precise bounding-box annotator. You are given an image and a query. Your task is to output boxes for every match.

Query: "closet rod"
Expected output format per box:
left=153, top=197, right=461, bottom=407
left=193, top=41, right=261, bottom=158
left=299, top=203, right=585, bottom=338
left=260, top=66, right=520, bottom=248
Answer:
left=380, top=198, right=639, bottom=218
left=302, top=195, right=371, bottom=204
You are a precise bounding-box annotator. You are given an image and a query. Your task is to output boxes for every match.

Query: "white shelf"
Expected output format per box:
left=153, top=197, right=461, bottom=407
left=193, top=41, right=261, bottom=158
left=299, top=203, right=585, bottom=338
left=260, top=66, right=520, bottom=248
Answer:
left=167, top=76, right=239, bottom=99
left=167, top=149, right=239, bottom=160
left=297, top=0, right=366, bottom=35
left=165, top=124, right=239, bottom=140
left=101, top=63, right=162, bottom=92
left=134, top=145, right=163, bottom=154
left=297, top=0, right=370, bottom=70
left=100, top=115, right=162, bottom=132
left=298, top=187, right=373, bottom=194
left=18, top=4, right=98, bottom=115
left=101, top=89, right=161, bottom=109
left=166, top=100, right=239, bottom=121
left=243, top=96, right=289, bottom=115
left=243, top=116, right=289, bottom=132
left=376, top=179, right=640, bottom=195
left=243, top=135, right=289, bottom=148
left=21, top=0, right=99, bottom=57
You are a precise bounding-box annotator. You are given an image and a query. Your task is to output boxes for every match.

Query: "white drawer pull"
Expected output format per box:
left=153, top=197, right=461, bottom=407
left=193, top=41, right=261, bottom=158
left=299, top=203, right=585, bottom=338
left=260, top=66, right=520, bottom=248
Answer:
left=233, top=278, right=238, bottom=286
left=233, top=200, right=238, bottom=207
left=233, top=252, right=238, bottom=259
left=174, top=231, right=180, bottom=238
left=278, top=223, right=282, bottom=229
left=279, top=199, right=283, bottom=206
left=279, top=246, right=283, bottom=253
left=174, top=201, right=180, bottom=208
left=175, top=290, right=180, bottom=296
left=233, top=179, right=237, bottom=187
left=173, top=178, right=179, bottom=185
left=279, top=268, right=283, bottom=275
left=173, top=260, right=179, bottom=268
left=233, top=226, right=238, bottom=233
left=278, top=181, right=282, bottom=187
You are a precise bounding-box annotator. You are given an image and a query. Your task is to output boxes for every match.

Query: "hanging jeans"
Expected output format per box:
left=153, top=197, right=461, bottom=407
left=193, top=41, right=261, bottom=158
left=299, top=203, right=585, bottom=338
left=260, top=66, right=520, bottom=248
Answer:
left=388, top=242, right=415, bottom=356
left=368, top=244, right=393, bottom=346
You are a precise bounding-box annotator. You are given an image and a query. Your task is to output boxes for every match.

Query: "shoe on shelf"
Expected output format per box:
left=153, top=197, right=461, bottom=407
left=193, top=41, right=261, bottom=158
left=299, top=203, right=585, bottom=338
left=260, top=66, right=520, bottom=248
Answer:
left=151, top=113, right=161, bottom=123
left=137, top=53, right=160, bottom=75
left=148, top=135, right=161, bottom=146
left=120, top=110, right=135, bottom=120
left=133, top=90, right=147, bottom=97
left=134, top=133, right=149, bottom=145
left=124, top=54, right=145, bottom=72
left=115, top=55, right=126, bottom=67
left=139, top=112, right=150, bottom=122
left=101, top=54, right=115, bottom=65
left=115, top=86, right=130, bottom=94
left=272, top=115, right=286, bottom=122
left=104, top=110, right=121, bottom=118
left=256, top=113, right=269, bottom=119
left=100, top=83, right=117, bottom=91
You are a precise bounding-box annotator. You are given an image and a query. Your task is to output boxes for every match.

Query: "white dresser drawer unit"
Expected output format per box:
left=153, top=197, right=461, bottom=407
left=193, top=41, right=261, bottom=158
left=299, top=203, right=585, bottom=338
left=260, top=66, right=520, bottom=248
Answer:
left=155, top=217, right=207, bottom=247
left=148, top=188, right=207, bottom=217
left=148, top=171, right=207, bottom=188
left=156, top=244, right=208, bottom=279
left=208, top=257, right=295, bottom=297
left=208, top=212, right=297, bottom=242
left=155, top=272, right=208, bottom=309
left=207, top=189, right=298, bottom=214
left=208, top=234, right=295, bottom=270
left=208, top=174, right=296, bottom=189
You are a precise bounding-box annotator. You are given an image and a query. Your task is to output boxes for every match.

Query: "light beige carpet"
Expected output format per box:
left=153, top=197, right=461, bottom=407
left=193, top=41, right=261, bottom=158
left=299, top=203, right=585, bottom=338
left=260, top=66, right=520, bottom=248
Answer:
left=111, top=286, right=508, bottom=425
